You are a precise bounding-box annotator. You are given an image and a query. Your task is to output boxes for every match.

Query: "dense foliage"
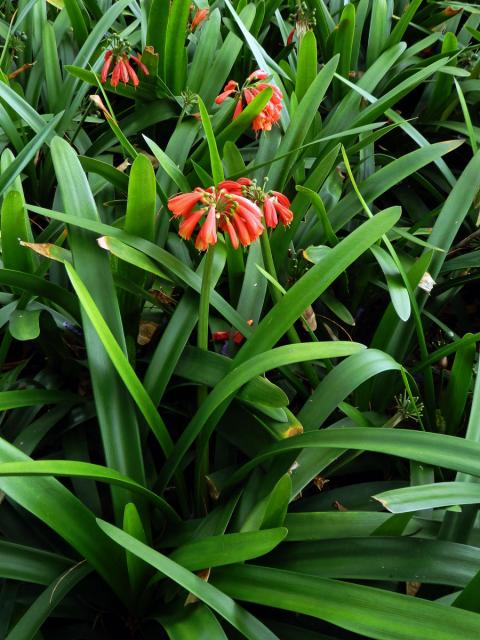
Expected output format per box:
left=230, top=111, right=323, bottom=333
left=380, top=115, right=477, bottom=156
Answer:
left=1, top=0, right=480, bottom=637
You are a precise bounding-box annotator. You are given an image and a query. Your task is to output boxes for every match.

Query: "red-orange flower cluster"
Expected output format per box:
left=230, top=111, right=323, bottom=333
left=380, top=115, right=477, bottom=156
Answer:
left=100, top=50, right=149, bottom=88
left=167, top=178, right=293, bottom=251
left=215, top=70, right=283, bottom=132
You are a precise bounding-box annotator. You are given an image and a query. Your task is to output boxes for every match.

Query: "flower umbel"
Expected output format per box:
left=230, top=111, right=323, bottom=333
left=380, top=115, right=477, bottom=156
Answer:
left=168, top=179, right=293, bottom=250
left=168, top=180, right=264, bottom=251
left=100, top=36, right=149, bottom=88
left=215, top=70, right=283, bottom=132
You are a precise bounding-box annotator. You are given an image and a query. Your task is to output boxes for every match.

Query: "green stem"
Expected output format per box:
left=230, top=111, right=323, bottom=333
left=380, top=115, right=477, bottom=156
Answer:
left=197, top=247, right=215, bottom=352
left=260, top=231, right=320, bottom=389
left=69, top=99, right=93, bottom=148
left=194, top=246, right=216, bottom=514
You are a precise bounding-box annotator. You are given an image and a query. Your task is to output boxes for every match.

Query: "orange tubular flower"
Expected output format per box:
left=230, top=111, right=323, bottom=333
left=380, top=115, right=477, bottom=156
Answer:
left=195, top=206, right=218, bottom=251
left=248, top=70, right=269, bottom=81
left=267, top=193, right=294, bottom=226
left=110, top=60, right=122, bottom=87
left=225, top=179, right=294, bottom=229
left=168, top=190, right=204, bottom=217
left=118, top=58, right=129, bottom=84
left=178, top=208, right=206, bottom=240
left=263, top=197, right=278, bottom=228
left=215, top=80, right=239, bottom=105
left=233, top=100, right=244, bottom=119
left=130, top=54, right=149, bottom=75
left=191, top=7, right=209, bottom=30
left=100, top=48, right=149, bottom=88
left=167, top=181, right=264, bottom=251
left=217, top=178, right=252, bottom=195
left=215, top=69, right=283, bottom=133
left=123, top=55, right=139, bottom=87
left=101, top=50, right=114, bottom=83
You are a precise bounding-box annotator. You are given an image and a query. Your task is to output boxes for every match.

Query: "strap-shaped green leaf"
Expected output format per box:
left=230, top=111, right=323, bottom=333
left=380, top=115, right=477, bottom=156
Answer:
left=0, top=438, right=128, bottom=600
left=164, top=0, right=190, bottom=94
left=51, top=136, right=147, bottom=519
left=213, top=564, right=480, bottom=639
left=97, top=520, right=279, bottom=640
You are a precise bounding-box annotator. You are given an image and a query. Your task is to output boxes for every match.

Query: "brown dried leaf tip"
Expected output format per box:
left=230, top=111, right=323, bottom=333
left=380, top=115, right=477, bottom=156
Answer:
left=184, top=568, right=211, bottom=605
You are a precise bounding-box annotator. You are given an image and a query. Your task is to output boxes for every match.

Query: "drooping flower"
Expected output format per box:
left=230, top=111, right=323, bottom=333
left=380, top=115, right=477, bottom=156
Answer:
left=190, top=6, right=209, bottom=30
left=248, top=70, right=269, bottom=81
left=195, top=206, right=218, bottom=251
left=263, top=196, right=278, bottom=228
left=178, top=208, right=206, bottom=240
left=100, top=45, right=149, bottom=88
left=215, top=70, right=283, bottom=133
left=216, top=178, right=252, bottom=195
left=101, top=50, right=114, bottom=84
left=215, top=80, right=239, bottom=104
left=168, top=190, right=205, bottom=217
left=228, top=180, right=294, bottom=228
left=167, top=181, right=264, bottom=251
left=130, top=54, right=149, bottom=76
left=265, top=191, right=294, bottom=227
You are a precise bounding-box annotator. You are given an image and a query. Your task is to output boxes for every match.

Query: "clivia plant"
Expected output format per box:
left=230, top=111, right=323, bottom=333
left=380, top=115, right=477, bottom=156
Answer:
left=0, top=1, right=480, bottom=639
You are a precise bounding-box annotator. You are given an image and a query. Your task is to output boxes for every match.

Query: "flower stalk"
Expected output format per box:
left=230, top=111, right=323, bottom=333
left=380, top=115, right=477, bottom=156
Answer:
left=195, top=246, right=216, bottom=514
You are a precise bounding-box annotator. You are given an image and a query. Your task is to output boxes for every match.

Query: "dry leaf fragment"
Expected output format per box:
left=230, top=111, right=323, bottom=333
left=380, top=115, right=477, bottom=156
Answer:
left=89, top=94, right=113, bottom=121
left=20, top=241, right=71, bottom=263
left=313, top=476, right=329, bottom=492
left=283, top=425, right=304, bottom=438
left=302, top=305, right=317, bottom=331
left=184, top=568, right=211, bottom=605
left=206, top=475, right=220, bottom=502
left=116, top=158, right=131, bottom=173
left=406, top=581, right=421, bottom=597
left=418, top=272, right=436, bottom=293
left=138, top=149, right=159, bottom=169
left=137, top=321, right=159, bottom=346
left=148, top=289, right=176, bottom=306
